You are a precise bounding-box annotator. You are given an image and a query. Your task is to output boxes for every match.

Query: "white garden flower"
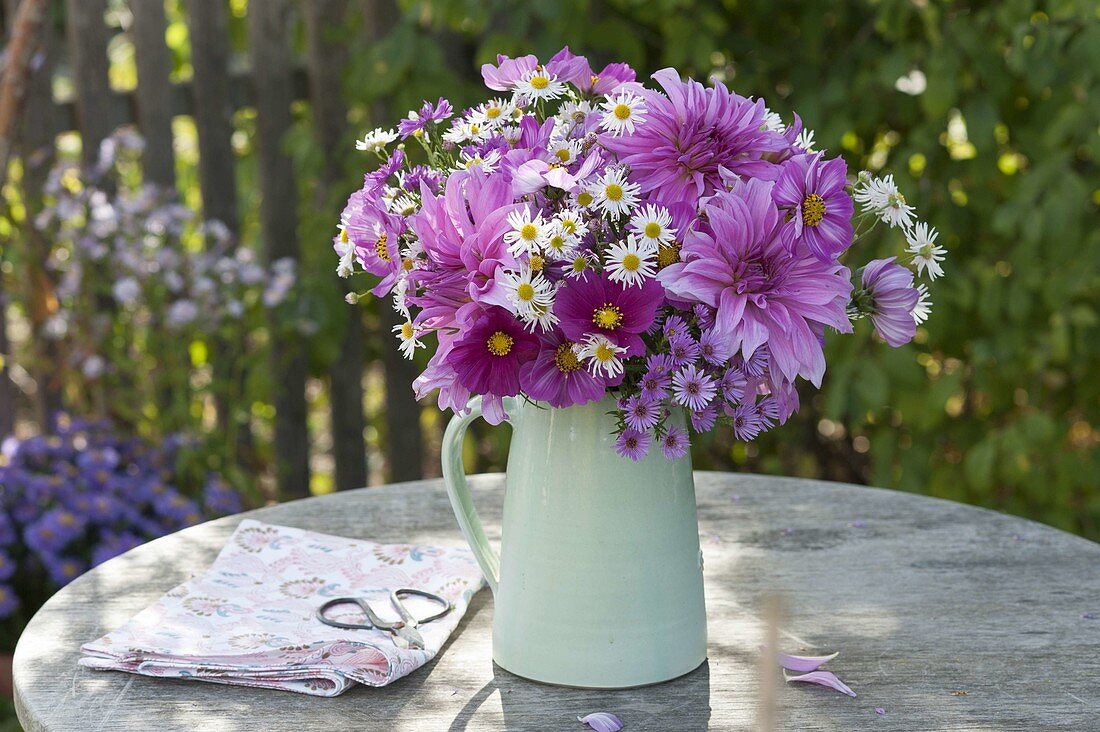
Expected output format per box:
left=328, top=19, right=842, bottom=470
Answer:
left=795, top=128, right=816, bottom=152
left=355, top=127, right=398, bottom=153
left=502, top=266, right=555, bottom=323
left=905, top=221, right=946, bottom=280
left=604, top=234, right=658, bottom=287
left=548, top=138, right=583, bottom=166
left=456, top=148, right=501, bottom=173
left=593, top=167, right=640, bottom=220
left=853, top=174, right=916, bottom=229
left=566, top=251, right=597, bottom=280
left=760, top=108, right=785, bottom=133
left=112, top=277, right=141, bottom=305
left=599, top=91, right=647, bottom=136
left=392, top=320, right=425, bottom=359
left=442, top=120, right=490, bottom=145
left=513, top=68, right=566, bottom=104
left=628, top=204, right=677, bottom=247
left=335, top=238, right=355, bottom=279
left=912, top=283, right=932, bottom=324
left=555, top=208, right=589, bottom=242
left=392, top=276, right=410, bottom=318
left=576, top=334, right=627, bottom=378
left=543, top=221, right=578, bottom=261
left=504, top=206, right=549, bottom=256
left=469, top=98, right=516, bottom=128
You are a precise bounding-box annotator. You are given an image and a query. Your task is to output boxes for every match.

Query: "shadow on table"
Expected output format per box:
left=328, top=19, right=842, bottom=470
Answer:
left=447, top=661, right=713, bottom=731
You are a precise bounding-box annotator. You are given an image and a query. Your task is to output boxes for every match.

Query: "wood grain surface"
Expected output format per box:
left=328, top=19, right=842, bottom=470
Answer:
left=13, top=473, right=1100, bottom=731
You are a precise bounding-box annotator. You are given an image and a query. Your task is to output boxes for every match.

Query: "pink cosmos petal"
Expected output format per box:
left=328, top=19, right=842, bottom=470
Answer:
left=578, top=712, right=624, bottom=732
left=777, top=651, right=839, bottom=673
left=784, top=670, right=856, bottom=698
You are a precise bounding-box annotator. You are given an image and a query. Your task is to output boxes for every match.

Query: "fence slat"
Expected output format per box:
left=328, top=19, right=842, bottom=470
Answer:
left=64, top=0, right=113, bottom=163
left=249, top=0, right=310, bottom=499
left=130, top=0, right=175, bottom=187
left=183, top=0, right=237, bottom=231
left=304, top=0, right=368, bottom=491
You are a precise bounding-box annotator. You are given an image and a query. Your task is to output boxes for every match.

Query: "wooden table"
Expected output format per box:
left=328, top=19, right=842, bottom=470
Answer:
left=13, top=473, right=1100, bottom=730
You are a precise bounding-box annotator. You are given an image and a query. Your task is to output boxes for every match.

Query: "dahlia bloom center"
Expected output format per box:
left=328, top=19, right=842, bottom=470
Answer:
left=530, top=254, right=545, bottom=271
left=554, top=342, right=581, bottom=373
left=593, top=304, right=624, bottom=329
left=657, top=243, right=681, bottom=269
left=802, top=193, right=826, bottom=227
left=486, top=331, right=514, bottom=356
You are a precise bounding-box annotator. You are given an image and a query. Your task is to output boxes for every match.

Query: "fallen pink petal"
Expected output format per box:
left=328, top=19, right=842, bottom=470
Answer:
left=777, top=650, right=839, bottom=673
left=578, top=711, right=625, bottom=731
left=875, top=707, right=886, bottom=715
left=784, top=670, right=857, bottom=698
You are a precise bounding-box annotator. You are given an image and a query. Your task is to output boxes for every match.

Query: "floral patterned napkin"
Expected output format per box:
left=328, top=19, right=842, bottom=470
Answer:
left=80, top=519, right=486, bottom=696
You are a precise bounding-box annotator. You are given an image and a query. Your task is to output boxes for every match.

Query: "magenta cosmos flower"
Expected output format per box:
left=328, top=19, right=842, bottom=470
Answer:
left=553, top=272, right=663, bottom=356
left=448, top=306, right=539, bottom=400
left=603, top=68, right=786, bottom=205
left=481, top=54, right=539, bottom=91
left=861, top=257, right=918, bottom=347
left=519, top=329, right=613, bottom=408
left=659, top=177, right=853, bottom=387
left=772, top=153, right=854, bottom=261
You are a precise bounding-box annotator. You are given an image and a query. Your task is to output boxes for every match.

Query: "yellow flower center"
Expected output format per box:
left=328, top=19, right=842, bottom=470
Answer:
left=555, top=148, right=572, bottom=162
left=593, top=304, right=624, bottom=330
left=613, top=103, right=632, bottom=120
left=470, top=124, right=481, bottom=135
left=802, top=193, right=826, bottom=227
left=644, top=222, right=662, bottom=239
left=401, top=322, right=414, bottom=339
left=548, top=235, right=565, bottom=251
left=413, top=128, right=424, bottom=138
left=339, top=227, right=349, bottom=244
left=657, top=242, right=681, bottom=269
left=605, top=184, right=623, bottom=201
left=554, top=342, right=581, bottom=373
left=520, top=223, right=539, bottom=240
left=516, top=282, right=535, bottom=301
left=530, top=75, right=549, bottom=90
left=561, top=219, right=577, bottom=235
left=622, top=253, right=641, bottom=272
left=375, top=234, right=390, bottom=262
left=529, top=253, right=545, bottom=271
left=577, top=191, right=594, bottom=207
left=572, top=255, right=589, bottom=273
left=402, top=258, right=415, bottom=271
left=486, top=107, right=502, bottom=119
left=594, top=342, right=616, bottom=362
left=590, top=74, right=600, bottom=87
left=486, top=330, right=514, bottom=357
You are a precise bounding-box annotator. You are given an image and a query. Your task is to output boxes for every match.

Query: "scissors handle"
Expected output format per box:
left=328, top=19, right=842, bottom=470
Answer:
left=316, top=597, right=396, bottom=631
left=392, top=588, right=452, bottom=626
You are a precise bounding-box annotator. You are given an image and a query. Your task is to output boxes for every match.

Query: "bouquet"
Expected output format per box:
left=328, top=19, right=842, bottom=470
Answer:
left=336, top=48, right=945, bottom=461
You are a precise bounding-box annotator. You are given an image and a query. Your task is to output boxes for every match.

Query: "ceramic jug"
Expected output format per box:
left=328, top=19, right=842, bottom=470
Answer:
left=442, top=394, right=707, bottom=688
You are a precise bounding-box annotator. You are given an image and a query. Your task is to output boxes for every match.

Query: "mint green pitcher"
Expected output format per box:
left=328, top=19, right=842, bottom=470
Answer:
left=442, top=395, right=707, bottom=688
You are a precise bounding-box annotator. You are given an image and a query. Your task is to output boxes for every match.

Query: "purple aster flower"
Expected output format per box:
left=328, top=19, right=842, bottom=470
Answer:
left=660, top=426, right=690, bottom=460
left=719, top=367, right=747, bottom=403
left=667, top=332, right=701, bottom=368
left=690, top=405, right=718, bottom=432
left=554, top=272, right=663, bottom=356
left=672, top=364, right=717, bottom=411
left=698, top=328, right=732, bottom=366
left=519, top=329, right=611, bottom=409
left=662, top=315, right=689, bottom=340
left=397, top=97, right=454, bottom=138
left=0, top=551, right=15, bottom=582
left=738, top=348, right=769, bottom=378
left=639, top=367, right=672, bottom=401
left=614, top=429, right=651, bottom=461
left=41, top=553, right=87, bottom=586
left=645, top=353, right=675, bottom=377
left=24, top=508, right=86, bottom=554
left=730, top=402, right=768, bottom=441
left=481, top=54, right=539, bottom=91
left=449, top=306, right=540, bottom=399
left=0, top=512, right=15, bottom=546
left=203, top=476, right=243, bottom=516
left=603, top=68, right=786, bottom=205
left=860, top=258, right=919, bottom=347
left=693, top=303, right=716, bottom=330
left=623, top=395, right=662, bottom=431
left=0, top=584, right=19, bottom=619
left=772, top=153, right=854, bottom=261
left=659, top=177, right=853, bottom=386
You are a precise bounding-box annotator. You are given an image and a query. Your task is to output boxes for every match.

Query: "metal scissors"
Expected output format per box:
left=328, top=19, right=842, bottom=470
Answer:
left=315, top=589, right=452, bottom=651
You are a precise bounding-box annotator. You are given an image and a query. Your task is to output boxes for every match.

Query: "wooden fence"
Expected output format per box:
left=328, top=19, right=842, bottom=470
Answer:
left=0, top=0, right=426, bottom=495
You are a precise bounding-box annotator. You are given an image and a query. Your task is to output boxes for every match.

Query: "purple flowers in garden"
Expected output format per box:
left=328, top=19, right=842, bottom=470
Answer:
left=337, top=47, right=945, bottom=461
left=0, top=419, right=242, bottom=621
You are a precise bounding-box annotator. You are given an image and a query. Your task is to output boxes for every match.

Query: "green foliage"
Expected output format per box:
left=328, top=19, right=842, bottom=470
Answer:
left=345, top=0, right=1100, bottom=536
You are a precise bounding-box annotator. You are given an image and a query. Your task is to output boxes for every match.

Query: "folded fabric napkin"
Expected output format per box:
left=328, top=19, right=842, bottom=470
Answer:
left=80, top=519, right=485, bottom=696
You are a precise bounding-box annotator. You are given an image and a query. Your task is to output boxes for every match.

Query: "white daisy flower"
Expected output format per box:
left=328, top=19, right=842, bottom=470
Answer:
left=391, top=194, right=419, bottom=216
left=593, top=167, right=641, bottom=219
left=335, top=223, right=355, bottom=278
left=392, top=320, right=425, bottom=360
left=556, top=208, right=589, bottom=241
left=854, top=174, right=916, bottom=229
left=912, top=284, right=932, bottom=324
left=629, top=204, right=676, bottom=247
left=355, top=127, right=397, bottom=153
left=543, top=221, right=578, bottom=261
left=795, top=128, right=816, bottom=152
left=392, top=276, right=411, bottom=319
left=566, top=251, right=597, bottom=280
left=572, top=187, right=597, bottom=210
left=576, top=334, right=627, bottom=378
left=502, top=266, right=555, bottom=318
left=513, top=68, right=566, bottom=104
left=604, top=234, right=658, bottom=288
left=504, top=206, right=549, bottom=256
left=905, top=221, right=946, bottom=280
left=456, top=148, right=502, bottom=173
left=500, top=125, right=523, bottom=146
left=599, top=91, right=647, bottom=136
left=760, top=108, right=785, bottom=133
left=443, top=120, right=490, bottom=145
left=549, top=138, right=583, bottom=166
left=469, top=98, right=516, bottom=128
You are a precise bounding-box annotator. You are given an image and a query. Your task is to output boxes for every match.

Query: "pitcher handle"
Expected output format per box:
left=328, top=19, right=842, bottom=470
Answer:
left=441, top=395, right=514, bottom=595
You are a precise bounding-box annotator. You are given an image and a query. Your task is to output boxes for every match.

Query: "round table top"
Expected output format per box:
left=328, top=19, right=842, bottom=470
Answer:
left=13, top=472, right=1100, bottom=731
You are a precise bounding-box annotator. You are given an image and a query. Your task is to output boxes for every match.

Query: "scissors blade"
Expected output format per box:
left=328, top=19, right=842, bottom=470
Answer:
left=391, top=625, right=426, bottom=650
